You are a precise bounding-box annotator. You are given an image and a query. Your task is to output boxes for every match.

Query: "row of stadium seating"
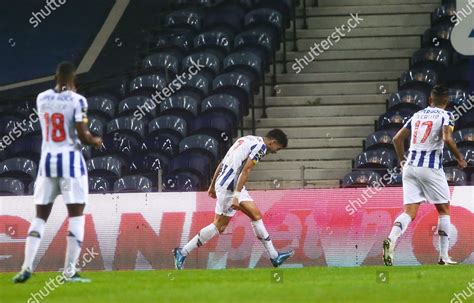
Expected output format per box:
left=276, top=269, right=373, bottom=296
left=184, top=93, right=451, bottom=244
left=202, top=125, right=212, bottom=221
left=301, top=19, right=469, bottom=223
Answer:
left=0, top=0, right=296, bottom=195
left=342, top=0, right=474, bottom=187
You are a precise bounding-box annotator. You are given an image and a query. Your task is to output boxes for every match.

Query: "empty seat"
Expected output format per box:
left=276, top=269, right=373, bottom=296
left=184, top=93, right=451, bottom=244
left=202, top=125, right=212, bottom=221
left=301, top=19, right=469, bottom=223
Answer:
left=128, top=153, right=169, bottom=178
left=444, top=167, right=467, bottom=185
left=183, top=51, right=221, bottom=78
left=6, top=135, right=41, bottom=163
left=341, top=170, right=382, bottom=188
left=179, top=134, right=219, bottom=163
left=0, top=177, right=25, bottom=195
left=378, top=109, right=416, bottom=130
left=142, top=52, right=180, bottom=82
left=87, top=156, right=122, bottom=179
left=194, top=30, right=234, bottom=60
left=160, top=95, right=199, bottom=124
left=399, top=68, right=438, bottom=96
left=245, top=8, right=284, bottom=46
left=165, top=9, right=203, bottom=33
left=453, top=128, right=474, bottom=147
left=448, top=88, right=468, bottom=106
left=411, top=47, right=450, bottom=74
left=202, top=3, right=245, bottom=34
left=174, top=73, right=210, bottom=101
left=114, top=175, right=153, bottom=193
left=129, top=74, right=167, bottom=96
left=150, top=30, right=192, bottom=56
left=223, top=51, right=264, bottom=94
left=213, top=72, right=252, bottom=117
left=388, top=89, right=428, bottom=111
left=192, top=113, right=236, bottom=148
left=432, top=4, right=456, bottom=26
left=364, top=130, right=397, bottom=151
left=87, top=96, right=116, bottom=121
left=88, top=118, right=105, bottom=137
left=118, top=96, right=157, bottom=119
left=0, top=157, right=37, bottom=182
left=144, top=134, right=180, bottom=157
left=149, top=115, right=187, bottom=138
left=168, top=153, right=211, bottom=186
left=89, top=176, right=111, bottom=194
left=163, top=171, right=201, bottom=192
left=201, top=94, right=240, bottom=126
left=422, top=24, right=453, bottom=49
left=355, top=149, right=397, bottom=170
left=107, top=117, right=145, bottom=141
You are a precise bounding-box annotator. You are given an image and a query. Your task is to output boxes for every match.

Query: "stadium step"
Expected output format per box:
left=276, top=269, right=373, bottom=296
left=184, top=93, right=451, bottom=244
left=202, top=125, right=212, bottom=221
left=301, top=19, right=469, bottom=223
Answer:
left=254, top=160, right=353, bottom=170
left=276, top=49, right=418, bottom=61
left=244, top=116, right=377, bottom=127
left=317, top=0, right=440, bottom=6
left=249, top=168, right=350, bottom=181
left=292, top=36, right=421, bottom=51
left=246, top=126, right=374, bottom=139
left=287, top=26, right=427, bottom=39
left=246, top=179, right=340, bottom=190
left=297, top=4, right=440, bottom=16
left=267, top=71, right=401, bottom=84
left=280, top=58, right=409, bottom=74
left=261, top=81, right=397, bottom=96
left=304, top=14, right=430, bottom=29
left=263, top=105, right=384, bottom=118
left=254, top=94, right=386, bottom=107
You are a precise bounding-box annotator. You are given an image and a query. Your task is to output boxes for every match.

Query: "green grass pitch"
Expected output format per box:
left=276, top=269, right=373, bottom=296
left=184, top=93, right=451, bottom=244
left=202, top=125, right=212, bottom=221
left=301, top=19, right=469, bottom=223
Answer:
left=2, top=265, right=473, bottom=303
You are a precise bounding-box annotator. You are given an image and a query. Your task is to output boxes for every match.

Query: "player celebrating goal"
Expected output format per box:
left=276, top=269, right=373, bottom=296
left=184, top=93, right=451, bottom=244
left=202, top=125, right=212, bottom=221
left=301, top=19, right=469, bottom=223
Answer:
left=383, top=85, right=467, bottom=266
left=13, top=62, right=102, bottom=283
left=173, top=129, right=294, bottom=269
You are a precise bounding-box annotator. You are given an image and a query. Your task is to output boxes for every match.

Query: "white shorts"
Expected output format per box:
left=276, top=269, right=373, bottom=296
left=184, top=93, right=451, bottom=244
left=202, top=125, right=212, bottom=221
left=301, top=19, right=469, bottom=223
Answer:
left=33, top=176, right=89, bottom=205
left=402, top=165, right=450, bottom=205
left=215, top=186, right=253, bottom=217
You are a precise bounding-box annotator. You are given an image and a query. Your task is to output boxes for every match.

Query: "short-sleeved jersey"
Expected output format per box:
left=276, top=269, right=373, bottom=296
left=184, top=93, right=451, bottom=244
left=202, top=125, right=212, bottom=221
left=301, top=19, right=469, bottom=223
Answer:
left=215, top=135, right=267, bottom=191
left=404, top=106, right=454, bottom=169
left=36, top=89, right=88, bottom=178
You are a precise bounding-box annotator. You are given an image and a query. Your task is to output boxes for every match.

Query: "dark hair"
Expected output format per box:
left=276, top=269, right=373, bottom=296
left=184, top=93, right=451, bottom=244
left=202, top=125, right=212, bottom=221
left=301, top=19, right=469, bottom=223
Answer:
left=431, top=85, right=449, bottom=105
left=266, top=129, right=288, bottom=148
left=56, top=61, right=76, bottom=86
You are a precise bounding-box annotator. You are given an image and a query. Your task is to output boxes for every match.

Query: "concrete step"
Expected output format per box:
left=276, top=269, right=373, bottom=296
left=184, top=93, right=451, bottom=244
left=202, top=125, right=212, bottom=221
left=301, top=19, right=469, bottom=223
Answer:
left=287, top=26, right=427, bottom=39
left=285, top=138, right=365, bottom=149
left=255, top=94, right=387, bottom=107
left=246, top=126, right=374, bottom=139
left=267, top=71, right=401, bottom=83
left=254, top=159, right=353, bottom=170
left=306, top=14, right=430, bottom=29
left=282, top=58, right=409, bottom=74
left=276, top=49, right=417, bottom=61
left=245, top=179, right=340, bottom=190
left=263, top=147, right=361, bottom=161
left=263, top=104, right=385, bottom=118
left=295, top=36, right=421, bottom=50
left=270, top=81, right=398, bottom=96
left=249, top=168, right=349, bottom=181
left=299, top=4, right=440, bottom=16
left=318, top=0, right=440, bottom=7
left=245, top=116, right=377, bottom=127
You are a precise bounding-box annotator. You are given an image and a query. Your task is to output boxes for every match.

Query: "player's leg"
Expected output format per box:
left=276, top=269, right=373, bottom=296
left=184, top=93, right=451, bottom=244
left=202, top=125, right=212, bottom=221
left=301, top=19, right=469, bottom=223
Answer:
left=62, top=176, right=90, bottom=282
left=383, top=165, right=423, bottom=266
left=173, top=214, right=230, bottom=270
left=13, top=177, right=58, bottom=283
left=434, top=203, right=457, bottom=264
left=239, top=195, right=294, bottom=267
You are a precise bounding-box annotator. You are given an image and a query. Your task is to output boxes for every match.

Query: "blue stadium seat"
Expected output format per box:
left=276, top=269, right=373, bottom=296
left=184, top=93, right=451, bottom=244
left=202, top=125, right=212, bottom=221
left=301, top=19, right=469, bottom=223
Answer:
left=161, top=95, right=199, bottom=124
left=341, top=170, right=382, bottom=188
left=183, top=52, right=221, bottom=78
left=88, top=118, right=105, bottom=137
left=86, top=77, right=128, bottom=100
left=150, top=30, right=192, bottom=57
left=89, top=176, right=111, bottom=194
left=165, top=9, right=203, bottom=34
left=175, top=0, right=224, bottom=9
left=194, top=30, right=234, bottom=60
left=453, top=128, right=474, bottom=147
left=458, top=109, right=474, bottom=130
left=107, top=117, right=145, bottom=141
left=149, top=115, right=187, bottom=138
left=245, top=8, right=284, bottom=45
left=6, top=135, right=41, bottom=163
left=388, top=89, right=428, bottom=111
left=203, top=3, right=245, bottom=34
left=364, top=130, right=397, bottom=151
left=448, top=88, right=468, bottom=106
left=223, top=51, right=264, bottom=94
left=191, top=112, right=235, bottom=148
left=432, top=4, right=456, bottom=26
left=0, top=157, right=37, bottom=182
left=212, top=72, right=252, bottom=117
left=442, top=148, right=457, bottom=167
left=444, top=167, right=467, bottom=185
left=118, top=96, right=157, bottom=120
left=174, top=73, right=210, bottom=101
left=355, top=149, right=397, bottom=170
left=87, top=156, right=122, bottom=180
left=422, top=24, right=453, bottom=49
left=167, top=153, right=211, bottom=187
left=129, top=74, right=167, bottom=96
left=377, top=109, right=416, bottom=130
left=87, top=96, right=116, bottom=121
left=142, top=52, right=181, bottom=82
left=201, top=94, right=240, bottom=127
left=0, top=177, right=25, bottom=195
left=399, top=68, right=438, bottom=96
left=144, top=134, right=180, bottom=157
left=128, top=153, right=169, bottom=179
left=410, top=47, right=450, bottom=74
left=163, top=171, right=201, bottom=192
left=179, top=134, right=219, bottom=164
left=114, top=175, right=153, bottom=193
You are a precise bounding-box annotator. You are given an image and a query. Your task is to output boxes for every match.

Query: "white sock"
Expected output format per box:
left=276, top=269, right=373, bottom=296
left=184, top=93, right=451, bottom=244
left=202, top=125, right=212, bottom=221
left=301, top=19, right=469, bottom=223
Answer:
left=251, top=219, right=278, bottom=259
left=181, top=223, right=219, bottom=256
left=22, top=218, right=46, bottom=271
left=63, top=216, right=85, bottom=278
left=388, top=213, right=412, bottom=244
left=438, top=215, right=450, bottom=259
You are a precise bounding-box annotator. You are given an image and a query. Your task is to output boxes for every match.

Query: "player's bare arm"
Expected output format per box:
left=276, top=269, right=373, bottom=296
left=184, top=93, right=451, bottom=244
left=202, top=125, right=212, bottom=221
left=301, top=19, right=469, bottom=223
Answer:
left=208, top=161, right=223, bottom=199
left=393, top=127, right=410, bottom=167
left=442, top=125, right=467, bottom=169
left=230, top=158, right=255, bottom=211
left=75, top=122, right=102, bottom=148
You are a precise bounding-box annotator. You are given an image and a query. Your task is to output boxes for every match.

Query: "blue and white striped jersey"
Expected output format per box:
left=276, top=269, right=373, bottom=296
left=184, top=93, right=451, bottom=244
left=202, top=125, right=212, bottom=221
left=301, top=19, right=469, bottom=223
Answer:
left=404, top=106, right=454, bottom=169
left=36, top=89, right=88, bottom=178
left=215, top=135, right=267, bottom=191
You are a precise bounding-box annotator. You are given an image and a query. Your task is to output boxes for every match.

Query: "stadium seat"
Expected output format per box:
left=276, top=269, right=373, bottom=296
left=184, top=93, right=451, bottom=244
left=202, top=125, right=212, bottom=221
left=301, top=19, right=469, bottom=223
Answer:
left=0, top=157, right=37, bottom=183
left=203, top=3, right=246, bottom=34
left=129, top=74, right=167, bottom=96
left=399, top=68, right=438, bottom=96
left=442, top=148, right=457, bottom=167
left=88, top=118, right=105, bottom=137
left=364, top=130, right=397, bottom=151
left=410, top=47, right=450, bottom=75
left=223, top=51, right=264, bottom=94
left=201, top=94, right=240, bottom=127
left=148, top=115, right=187, bottom=138
left=458, top=109, right=474, bottom=130
left=432, top=3, right=456, bottom=26
left=160, top=95, right=199, bottom=124
left=194, top=30, right=234, bottom=60
left=453, top=128, right=474, bottom=147
left=191, top=112, right=235, bottom=149
left=89, top=176, right=111, bottom=194
left=355, top=149, right=397, bottom=170
left=422, top=24, right=453, bottom=50
left=377, top=109, right=416, bottom=130
left=0, top=177, right=25, bottom=195
left=128, top=153, right=169, bottom=181
left=179, top=134, right=220, bottom=164
left=144, top=134, right=180, bottom=157
left=107, top=117, right=145, bottom=141
left=118, top=96, right=157, bottom=120
left=168, top=152, right=212, bottom=184
left=444, top=167, right=467, bottom=185
left=114, top=175, right=153, bottom=193
left=173, top=73, right=210, bottom=101
left=341, top=170, right=382, bottom=188
left=174, top=0, right=224, bottom=9
left=141, top=52, right=181, bottom=82
left=183, top=52, right=221, bottom=78
left=448, top=88, right=468, bottom=106
left=387, top=89, right=428, bottom=111
left=87, top=96, right=116, bottom=121
left=163, top=171, right=201, bottom=192
left=6, top=135, right=41, bottom=163
left=87, top=156, right=122, bottom=180
left=165, top=9, right=203, bottom=34
left=149, top=30, right=192, bottom=57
